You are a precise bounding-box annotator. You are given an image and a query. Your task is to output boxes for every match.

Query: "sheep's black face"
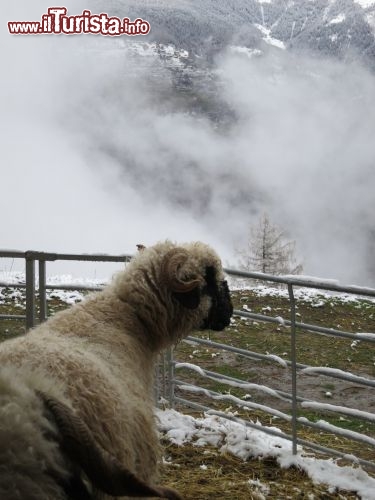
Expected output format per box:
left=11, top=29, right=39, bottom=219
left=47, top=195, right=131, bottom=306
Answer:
left=171, top=263, right=233, bottom=330
left=200, top=267, right=233, bottom=331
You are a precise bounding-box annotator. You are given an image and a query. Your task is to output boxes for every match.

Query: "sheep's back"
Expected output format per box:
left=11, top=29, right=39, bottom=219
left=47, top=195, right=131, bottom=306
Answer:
left=0, top=333, right=160, bottom=488
left=0, top=367, right=69, bottom=500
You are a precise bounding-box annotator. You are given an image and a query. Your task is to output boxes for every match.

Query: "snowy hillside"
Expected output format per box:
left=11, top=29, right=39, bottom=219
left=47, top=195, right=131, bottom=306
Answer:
left=97, top=0, right=375, bottom=67
left=355, top=0, right=375, bottom=8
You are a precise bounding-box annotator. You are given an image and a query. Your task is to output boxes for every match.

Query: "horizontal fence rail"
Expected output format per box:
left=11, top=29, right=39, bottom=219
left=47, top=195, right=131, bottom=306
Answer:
left=1, top=250, right=375, bottom=472
left=0, top=250, right=131, bottom=329
left=224, top=267, right=375, bottom=298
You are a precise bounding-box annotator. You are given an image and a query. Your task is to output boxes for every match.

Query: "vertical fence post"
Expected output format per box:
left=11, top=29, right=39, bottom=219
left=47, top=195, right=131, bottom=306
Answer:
left=167, top=348, right=175, bottom=408
left=39, top=259, right=47, bottom=323
left=162, top=352, right=167, bottom=401
left=25, top=251, right=35, bottom=331
left=154, top=356, right=161, bottom=406
left=288, top=283, right=298, bottom=455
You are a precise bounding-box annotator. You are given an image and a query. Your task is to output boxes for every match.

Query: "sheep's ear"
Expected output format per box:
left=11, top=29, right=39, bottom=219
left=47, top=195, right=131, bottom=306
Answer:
left=172, top=288, right=201, bottom=310
left=173, top=265, right=217, bottom=309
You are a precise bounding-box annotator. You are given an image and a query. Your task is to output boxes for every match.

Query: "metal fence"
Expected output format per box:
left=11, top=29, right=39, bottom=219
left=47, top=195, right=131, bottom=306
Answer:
left=161, top=269, right=375, bottom=472
left=1, top=250, right=375, bottom=471
left=0, top=250, right=131, bottom=330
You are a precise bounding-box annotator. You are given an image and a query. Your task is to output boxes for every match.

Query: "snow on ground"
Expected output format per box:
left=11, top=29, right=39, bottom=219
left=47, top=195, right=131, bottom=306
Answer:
left=1, top=270, right=374, bottom=308
left=229, top=46, right=263, bottom=59
left=157, top=408, right=375, bottom=500
left=229, top=278, right=375, bottom=305
left=44, top=275, right=106, bottom=304
left=0, top=272, right=107, bottom=288
left=254, top=24, right=286, bottom=50
left=354, top=0, right=375, bottom=8
left=0, top=272, right=106, bottom=306
left=330, top=13, right=346, bottom=24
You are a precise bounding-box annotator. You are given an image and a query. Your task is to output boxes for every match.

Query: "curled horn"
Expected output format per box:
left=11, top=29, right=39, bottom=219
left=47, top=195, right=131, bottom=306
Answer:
left=37, top=392, right=182, bottom=500
left=160, top=248, right=201, bottom=293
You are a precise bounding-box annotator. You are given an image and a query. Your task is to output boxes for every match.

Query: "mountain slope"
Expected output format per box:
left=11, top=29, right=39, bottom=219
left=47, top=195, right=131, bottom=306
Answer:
left=97, top=0, right=375, bottom=67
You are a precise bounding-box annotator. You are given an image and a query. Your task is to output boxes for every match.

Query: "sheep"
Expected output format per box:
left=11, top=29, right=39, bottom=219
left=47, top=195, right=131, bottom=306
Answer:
left=0, top=240, right=233, bottom=500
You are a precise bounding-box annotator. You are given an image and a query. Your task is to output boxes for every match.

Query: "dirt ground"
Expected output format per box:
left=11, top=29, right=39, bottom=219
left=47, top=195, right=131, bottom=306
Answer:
left=234, top=357, right=375, bottom=414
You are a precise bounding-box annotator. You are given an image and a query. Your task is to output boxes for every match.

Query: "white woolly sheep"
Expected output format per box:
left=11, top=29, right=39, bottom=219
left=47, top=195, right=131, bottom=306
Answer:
left=0, top=240, right=233, bottom=500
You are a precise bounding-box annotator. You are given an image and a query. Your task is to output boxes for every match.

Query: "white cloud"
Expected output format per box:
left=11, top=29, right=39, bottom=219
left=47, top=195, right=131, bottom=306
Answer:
left=1, top=2, right=218, bottom=275
left=2, top=2, right=375, bottom=285
left=217, top=50, right=375, bottom=284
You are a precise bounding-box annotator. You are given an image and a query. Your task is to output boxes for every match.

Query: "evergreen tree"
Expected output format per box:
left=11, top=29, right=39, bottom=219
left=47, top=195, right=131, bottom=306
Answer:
left=236, top=213, right=303, bottom=276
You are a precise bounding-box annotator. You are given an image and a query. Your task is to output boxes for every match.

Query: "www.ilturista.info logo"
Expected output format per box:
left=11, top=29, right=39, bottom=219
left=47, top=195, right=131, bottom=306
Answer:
left=8, top=7, right=151, bottom=36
